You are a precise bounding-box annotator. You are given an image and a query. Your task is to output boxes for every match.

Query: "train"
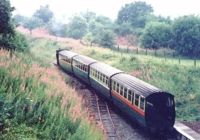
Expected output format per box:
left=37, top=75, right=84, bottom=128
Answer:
left=56, top=49, right=176, bottom=133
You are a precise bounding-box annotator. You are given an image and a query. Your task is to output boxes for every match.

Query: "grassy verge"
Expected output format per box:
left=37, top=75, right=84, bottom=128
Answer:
left=0, top=49, right=103, bottom=139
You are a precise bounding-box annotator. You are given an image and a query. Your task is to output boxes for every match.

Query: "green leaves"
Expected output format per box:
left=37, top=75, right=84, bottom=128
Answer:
left=140, top=22, right=173, bottom=49
left=172, top=15, right=200, bottom=57
left=33, top=5, right=53, bottom=23
left=0, top=0, right=14, bottom=35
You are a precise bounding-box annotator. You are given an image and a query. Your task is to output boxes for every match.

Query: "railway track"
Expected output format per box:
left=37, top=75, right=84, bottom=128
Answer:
left=89, top=93, right=121, bottom=140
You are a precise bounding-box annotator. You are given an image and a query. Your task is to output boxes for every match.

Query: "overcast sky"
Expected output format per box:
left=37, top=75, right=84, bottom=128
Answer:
left=10, top=0, right=200, bottom=21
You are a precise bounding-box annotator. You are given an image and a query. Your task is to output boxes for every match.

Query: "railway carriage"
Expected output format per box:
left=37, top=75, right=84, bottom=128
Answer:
left=56, top=50, right=77, bottom=73
left=56, top=49, right=176, bottom=133
left=111, top=73, right=175, bottom=132
left=89, top=62, right=122, bottom=99
left=72, top=55, right=96, bottom=84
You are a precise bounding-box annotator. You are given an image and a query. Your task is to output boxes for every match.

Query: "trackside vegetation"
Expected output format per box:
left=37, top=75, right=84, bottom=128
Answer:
left=0, top=50, right=103, bottom=139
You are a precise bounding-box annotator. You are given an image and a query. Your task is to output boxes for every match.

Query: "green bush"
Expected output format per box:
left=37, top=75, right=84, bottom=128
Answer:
left=172, top=15, right=200, bottom=57
left=140, top=22, right=173, bottom=49
left=0, top=32, right=29, bottom=51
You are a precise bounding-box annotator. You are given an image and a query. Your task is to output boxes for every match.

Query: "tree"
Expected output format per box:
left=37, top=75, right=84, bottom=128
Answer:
left=24, top=17, right=43, bottom=34
left=33, top=5, right=53, bottom=23
left=87, top=16, right=115, bottom=44
left=140, top=22, right=173, bottom=49
left=66, top=16, right=88, bottom=39
left=81, top=11, right=96, bottom=23
left=0, top=0, right=14, bottom=35
left=114, top=22, right=133, bottom=36
left=98, top=29, right=116, bottom=47
left=172, top=15, right=200, bottom=57
left=13, top=14, right=27, bottom=26
left=117, top=1, right=153, bottom=29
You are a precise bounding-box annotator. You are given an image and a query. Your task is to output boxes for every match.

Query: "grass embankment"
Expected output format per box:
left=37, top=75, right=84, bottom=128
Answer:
left=23, top=37, right=200, bottom=121
left=0, top=49, right=103, bottom=139
left=79, top=47, right=200, bottom=121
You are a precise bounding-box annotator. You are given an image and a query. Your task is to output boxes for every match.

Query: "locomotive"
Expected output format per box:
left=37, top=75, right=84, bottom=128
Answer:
left=56, top=49, right=175, bottom=132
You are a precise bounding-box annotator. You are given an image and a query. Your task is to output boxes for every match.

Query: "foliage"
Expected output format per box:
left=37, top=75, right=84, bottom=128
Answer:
left=87, top=16, right=116, bottom=46
left=97, top=29, right=116, bottom=47
left=172, top=15, right=200, bottom=57
left=81, top=11, right=96, bottom=23
left=140, top=22, right=173, bottom=49
left=0, top=0, right=14, bottom=35
left=33, top=5, right=53, bottom=23
left=114, top=22, right=133, bottom=36
left=66, top=16, right=88, bottom=39
left=13, top=14, right=28, bottom=26
left=23, top=17, right=44, bottom=34
left=116, top=1, right=153, bottom=35
left=47, top=20, right=66, bottom=37
left=0, top=32, right=28, bottom=51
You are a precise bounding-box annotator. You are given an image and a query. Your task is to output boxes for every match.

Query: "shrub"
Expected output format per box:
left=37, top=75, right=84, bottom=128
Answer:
left=0, top=32, right=29, bottom=51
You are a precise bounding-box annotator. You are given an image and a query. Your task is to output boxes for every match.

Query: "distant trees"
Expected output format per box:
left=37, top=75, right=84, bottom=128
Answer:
left=65, top=16, right=88, bottom=39
left=23, top=17, right=43, bottom=34
left=140, top=22, right=173, bottom=49
left=48, top=12, right=116, bottom=47
left=140, top=15, right=200, bottom=57
left=116, top=1, right=153, bottom=35
left=86, top=15, right=115, bottom=47
left=97, top=29, right=115, bottom=47
left=14, top=5, right=54, bottom=35
left=33, top=5, right=53, bottom=23
left=172, top=16, right=200, bottom=57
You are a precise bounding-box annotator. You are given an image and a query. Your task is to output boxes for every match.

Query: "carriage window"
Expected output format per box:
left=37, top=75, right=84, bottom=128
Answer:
left=102, top=75, right=105, bottom=83
left=100, top=73, right=102, bottom=81
left=59, top=55, right=65, bottom=60
left=128, top=90, right=132, bottom=102
left=116, top=83, right=119, bottom=93
left=91, top=69, right=94, bottom=76
left=124, top=88, right=127, bottom=99
left=132, top=92, right=135, bottom=105
left=140, top=97, right=145, bottom=110
left=85, top=65, right=88, bottom=72
left=105, top=76, right=108, bottom=86
left=67, top=58, right=71, bottom=63
left=95, top=70, right=97, bottom=77
left=135, top=94, right=139, bottom=107
left=94, top=70, right=96, bottom=77
left=120, top=86, right=123, bottom=96
left=97, top=71, right=99, bottom=79
left=112, top=81, right=116, bottom=90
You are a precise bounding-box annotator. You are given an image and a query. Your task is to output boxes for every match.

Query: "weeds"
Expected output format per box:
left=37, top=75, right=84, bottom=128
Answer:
left=0, top=50, right=103, bottom=139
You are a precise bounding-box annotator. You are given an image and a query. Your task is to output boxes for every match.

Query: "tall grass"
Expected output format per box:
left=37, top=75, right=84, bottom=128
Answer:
left=0, top=50, right=103, bottom=139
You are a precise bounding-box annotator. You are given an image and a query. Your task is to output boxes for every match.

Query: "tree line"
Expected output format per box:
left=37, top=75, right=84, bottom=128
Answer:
left=9, top=1, right=200, bottom=57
